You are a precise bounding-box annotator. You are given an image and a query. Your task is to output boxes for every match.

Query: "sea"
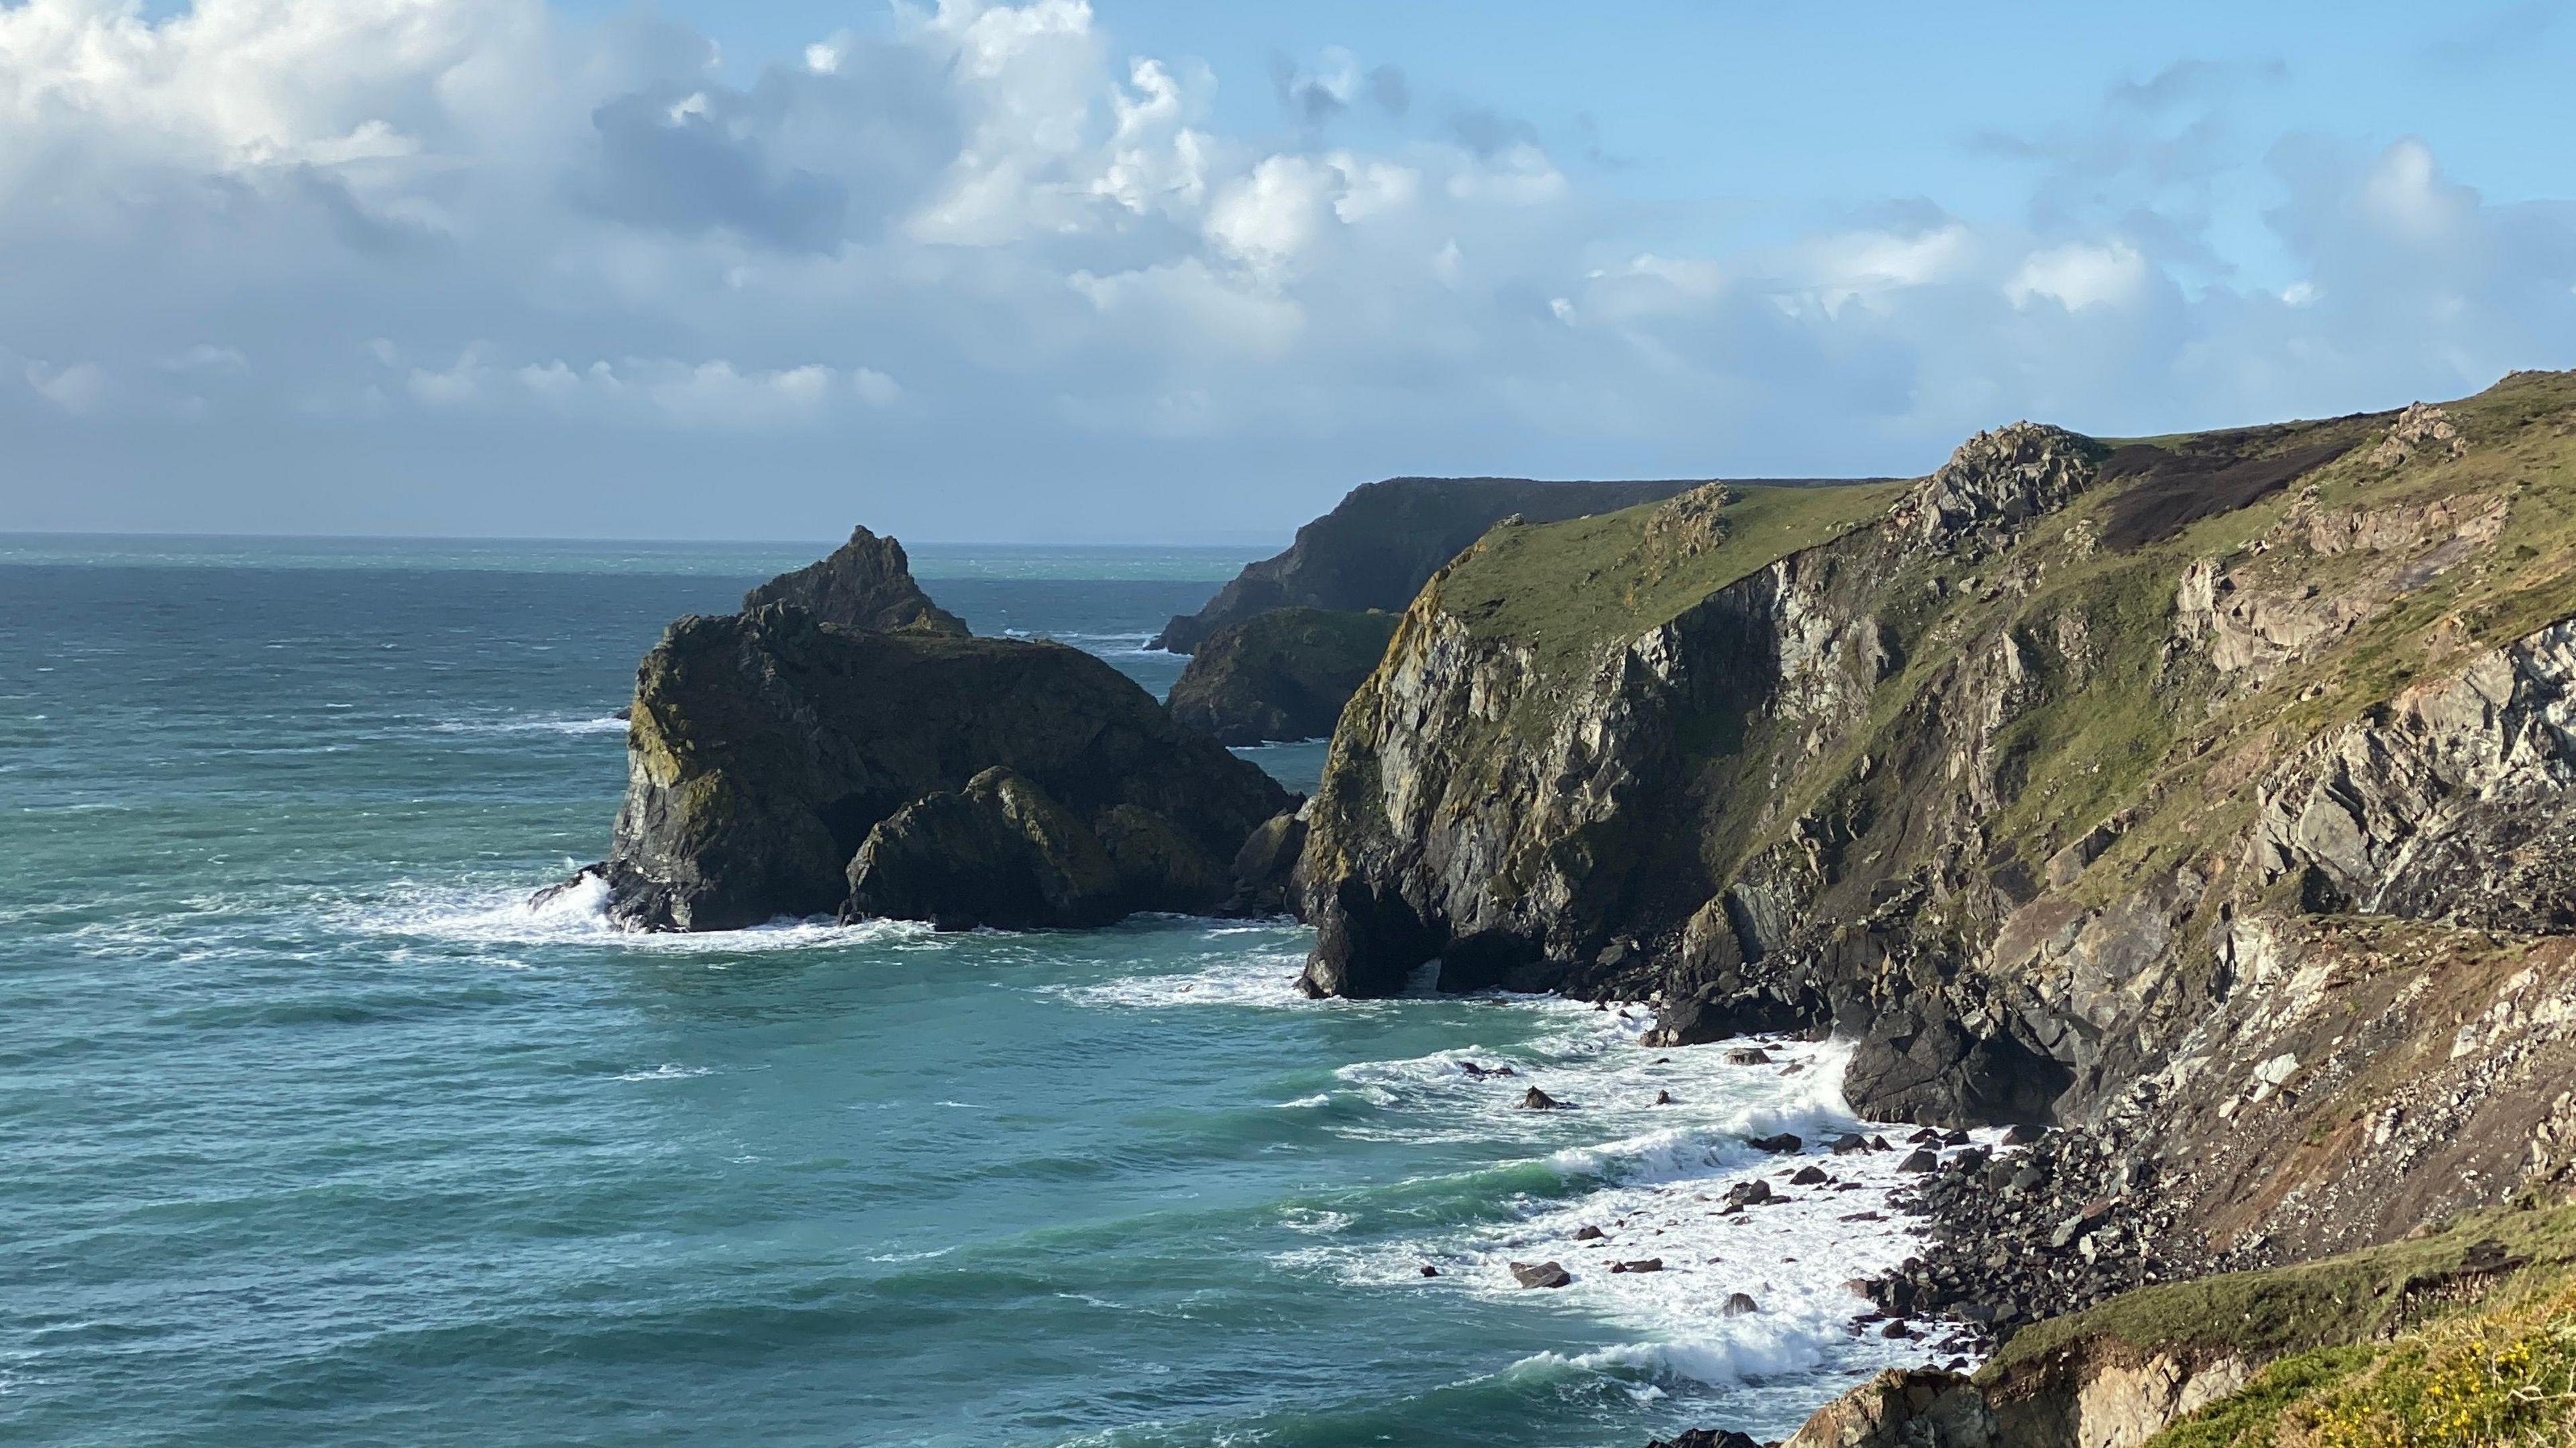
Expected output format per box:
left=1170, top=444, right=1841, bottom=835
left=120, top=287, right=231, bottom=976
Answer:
left=0, top=536, right=1968, bottom=1448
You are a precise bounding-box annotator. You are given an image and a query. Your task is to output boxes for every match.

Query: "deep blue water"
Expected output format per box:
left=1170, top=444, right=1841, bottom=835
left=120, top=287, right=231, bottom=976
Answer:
left=0, top=537, right=1947, bottom=1447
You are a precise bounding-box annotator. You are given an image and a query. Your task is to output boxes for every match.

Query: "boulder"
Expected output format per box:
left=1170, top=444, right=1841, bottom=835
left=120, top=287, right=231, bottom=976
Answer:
left=1791, top=1165, right=1829, bottom=1186
left=1522, top=1087, right=1564, bottom=1110
left=1165, top=608, right=1399, bottom=745
left=1724, top=1047, right=1773, bottom=1066
left=843, top=767, right=1124, bottom=931
left=1222, top=808, right=1308, bottom=915
left=1644, top=1433, right=1758, bottom=1448
left=1610, top=1258, right=1664, bottom=1274
left=1509, top=1260, right=1572, bottom=1289
left=1748, top=1133, right=1803, bottom=1154
left=742, top=525, right=967, bottom=636
left=1721, top=1292, right=1760, bottom=1316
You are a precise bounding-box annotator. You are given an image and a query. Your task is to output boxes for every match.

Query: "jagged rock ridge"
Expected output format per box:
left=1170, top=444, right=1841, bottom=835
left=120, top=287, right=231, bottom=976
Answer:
left=743, top=524, right=969, bottom=636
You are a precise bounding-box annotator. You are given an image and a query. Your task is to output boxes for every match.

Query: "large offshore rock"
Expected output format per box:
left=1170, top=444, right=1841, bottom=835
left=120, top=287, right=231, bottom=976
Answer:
left=600, top=603, right=1287, bottom=930
left=1164, top=607, right=1399, bottom=745
left=741, top=524, right=968, bottom=636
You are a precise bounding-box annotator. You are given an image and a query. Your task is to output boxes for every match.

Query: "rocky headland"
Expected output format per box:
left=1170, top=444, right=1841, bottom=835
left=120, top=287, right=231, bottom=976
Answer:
left=1152, top=474, right=1747, bottom=654
left=1254, top=372, right=2576, bottom=1445
left=1163, top=606, right=1399, bottom=745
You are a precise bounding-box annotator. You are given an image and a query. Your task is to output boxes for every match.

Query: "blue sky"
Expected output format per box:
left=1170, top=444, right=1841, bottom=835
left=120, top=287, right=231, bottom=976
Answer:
left=6, top=1, right=2573, bottom=543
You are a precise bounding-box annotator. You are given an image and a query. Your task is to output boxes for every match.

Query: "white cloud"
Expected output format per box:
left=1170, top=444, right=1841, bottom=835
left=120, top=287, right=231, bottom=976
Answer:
left=26, top=360, right=109, bottom=414
left=0, top=0, right=2570, bottom=542
left=1207, top=155, right=1340, bottom=278
left=2006, top=239, right=2150, bottom=311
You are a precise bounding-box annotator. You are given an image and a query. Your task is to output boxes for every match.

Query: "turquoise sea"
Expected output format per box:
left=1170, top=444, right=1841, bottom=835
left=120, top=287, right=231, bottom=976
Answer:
left=0, top=537, right=1953, bottom=1447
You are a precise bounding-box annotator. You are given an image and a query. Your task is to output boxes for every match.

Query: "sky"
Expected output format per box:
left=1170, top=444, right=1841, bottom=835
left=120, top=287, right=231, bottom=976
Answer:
left=3, top=1, right=2573, bottom=544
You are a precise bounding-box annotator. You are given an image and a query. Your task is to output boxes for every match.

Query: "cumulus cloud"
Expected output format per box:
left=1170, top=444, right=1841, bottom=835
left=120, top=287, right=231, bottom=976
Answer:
left=0, top=0, right=2572, bottom=541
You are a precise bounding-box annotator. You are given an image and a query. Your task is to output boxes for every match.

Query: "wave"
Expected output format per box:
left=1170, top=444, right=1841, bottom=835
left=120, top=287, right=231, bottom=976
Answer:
left=429, top=714, right=628, bottom=738
left=614, top=1064, right=713, bottom=1081
left=1258, top=1009, right=2000, bottom=1392
left=345, top=875, right=932, bottom=956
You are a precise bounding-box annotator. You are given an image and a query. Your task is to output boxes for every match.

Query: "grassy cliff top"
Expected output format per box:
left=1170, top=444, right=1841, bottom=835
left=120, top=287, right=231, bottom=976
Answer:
left=1436, top=480, right=1909, bottom=673
left=1972, top=1199, right=2576, bottom=1447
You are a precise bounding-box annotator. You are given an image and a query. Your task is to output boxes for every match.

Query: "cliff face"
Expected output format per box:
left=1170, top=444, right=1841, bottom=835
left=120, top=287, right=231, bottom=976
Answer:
left=1151, top=475, right=1769, bottom=653
left=601, top=604, right=1288, bottom=931
left=742, top=525, right=968, bottom=636
left=1163, top=607, right=1399, bottom=745
left=1299, top=372, right=2576, bottom=1266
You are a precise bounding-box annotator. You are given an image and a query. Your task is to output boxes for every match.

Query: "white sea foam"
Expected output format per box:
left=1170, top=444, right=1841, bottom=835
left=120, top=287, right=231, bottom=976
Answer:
left=1272, top=1005, right=2008, bottom=1392
left=615, top=1064, right=713, bottom=1081
left=350, top=876, right=933, bottom=956
left=429, top=714, right=629, bottom=737
left=1042, top=948, right=1321, bottom=1011
left=867, top=1245, right=957, bottom=1264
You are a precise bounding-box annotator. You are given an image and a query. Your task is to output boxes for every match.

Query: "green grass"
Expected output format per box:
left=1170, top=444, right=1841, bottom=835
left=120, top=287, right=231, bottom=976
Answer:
left=1438, top=481, right=1907, bottom=678
left=1991, top=1203, right=2576, bottom=1376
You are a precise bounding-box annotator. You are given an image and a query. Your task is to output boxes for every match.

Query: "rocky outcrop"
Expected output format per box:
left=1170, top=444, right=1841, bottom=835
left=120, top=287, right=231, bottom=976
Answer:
left=1165, top=608, right=1398, bottom=745
left=1780, top=1370, right=1997, bottom=1448
left=2249, top=617, right=2576, bottom=928
left=598, top=602, right=1287, bottom=930
left=742, top=524, right=967, bottom=636
left=1152, top=475, right=1775, bottom=653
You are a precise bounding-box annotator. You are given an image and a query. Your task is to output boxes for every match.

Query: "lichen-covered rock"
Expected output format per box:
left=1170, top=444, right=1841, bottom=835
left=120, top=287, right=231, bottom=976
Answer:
left=2249, top=617, right=2576, bottom=929
left=1164, top=607, right=1398, bottom=745
left=1223, top=807, right=1308, bottom=916
left=742, top=524, right=967, bottom=636
left=599, top=602, right=1287, bottom=930
left=2368, top=400, right=2467, bottom=467
left=1781, top=1369, right=1996, bottom=1448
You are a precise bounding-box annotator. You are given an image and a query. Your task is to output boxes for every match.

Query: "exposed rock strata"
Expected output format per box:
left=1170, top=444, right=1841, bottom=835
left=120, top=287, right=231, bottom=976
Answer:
left=1164, top=607, right=1398, bottom=745
left=1297, top=370, right=2576, bottom=1300
left=598, top=602, right=1287, bottom=930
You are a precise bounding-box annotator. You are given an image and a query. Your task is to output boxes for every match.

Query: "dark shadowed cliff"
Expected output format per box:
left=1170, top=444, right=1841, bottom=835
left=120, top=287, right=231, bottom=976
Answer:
left=1152, top=476, right=1751, bottom=653
left=1164, top=607, right=1399, bottom=745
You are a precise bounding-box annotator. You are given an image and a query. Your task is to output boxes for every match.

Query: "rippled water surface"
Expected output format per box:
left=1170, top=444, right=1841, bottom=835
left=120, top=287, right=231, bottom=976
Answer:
left=0, top=538, right=1946, bottom=1447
